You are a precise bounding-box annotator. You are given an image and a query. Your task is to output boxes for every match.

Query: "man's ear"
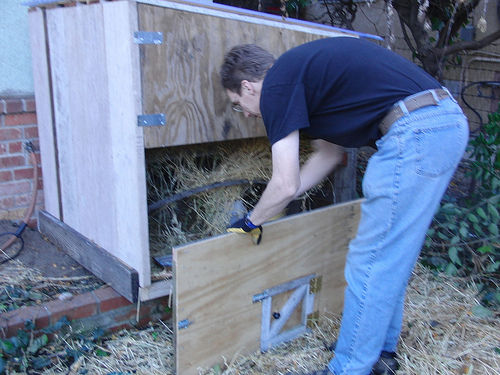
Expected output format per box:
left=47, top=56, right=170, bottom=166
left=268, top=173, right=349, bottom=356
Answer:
left=241, top=80, right=256, bottom=94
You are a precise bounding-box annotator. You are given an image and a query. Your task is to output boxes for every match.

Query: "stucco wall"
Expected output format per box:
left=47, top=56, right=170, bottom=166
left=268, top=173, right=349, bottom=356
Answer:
left=0, top=0, right=35, bottom=96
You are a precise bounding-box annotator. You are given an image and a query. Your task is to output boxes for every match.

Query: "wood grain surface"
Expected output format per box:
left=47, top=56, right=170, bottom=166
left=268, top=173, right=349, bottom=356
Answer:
left=174, top=200, right=361, bottom=374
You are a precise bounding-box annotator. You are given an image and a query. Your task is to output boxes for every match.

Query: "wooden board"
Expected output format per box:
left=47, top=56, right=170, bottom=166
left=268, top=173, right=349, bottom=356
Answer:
left=33, top=1, right=152, bottom=287
left=173, top=200, right=361, bottom=375
left=138, top=0, right=356, bottom=148
left=39, top=210, right=140, bottom=302
left=28, top=8, right=61, bottom=219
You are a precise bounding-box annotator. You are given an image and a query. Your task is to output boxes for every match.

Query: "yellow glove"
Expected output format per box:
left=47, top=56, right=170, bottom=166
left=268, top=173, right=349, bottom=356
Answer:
left=227, top=215, right=262, bottom=245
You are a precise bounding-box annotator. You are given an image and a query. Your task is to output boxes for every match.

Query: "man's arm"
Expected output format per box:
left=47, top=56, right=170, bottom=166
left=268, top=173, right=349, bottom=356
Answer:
left=247, top=130, right=301, bottom=226
left=294, top=139, right=344, bottom=197
left=248, top=133, right=343, bottom=226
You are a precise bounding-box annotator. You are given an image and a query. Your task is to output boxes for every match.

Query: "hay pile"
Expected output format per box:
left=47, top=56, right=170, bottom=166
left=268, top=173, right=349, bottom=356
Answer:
left=146, top=138, right=274, bottom=260
left=146, top=138, right=320, bottom=269
left=50, top=322, right=175, bottom=375
left=41, top=265, right=498, bottom=375
left=398, top=266, right=500, bottom=374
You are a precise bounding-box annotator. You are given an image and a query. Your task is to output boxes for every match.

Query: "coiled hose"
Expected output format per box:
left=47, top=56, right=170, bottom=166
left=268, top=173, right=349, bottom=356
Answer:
left=0, top=142, right=39, bottom=264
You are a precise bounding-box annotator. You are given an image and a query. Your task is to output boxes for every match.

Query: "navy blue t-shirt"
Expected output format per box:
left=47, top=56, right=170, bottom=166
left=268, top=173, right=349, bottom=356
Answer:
left=260, top=37, right=441, bottom=148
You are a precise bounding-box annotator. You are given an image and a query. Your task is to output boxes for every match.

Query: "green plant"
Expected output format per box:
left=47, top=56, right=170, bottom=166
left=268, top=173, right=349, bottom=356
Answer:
left=0, top=317, right=70, bottom=373
left=469, top=107, right=500, bottom=195
left=422, top=104, right=500, bottom=311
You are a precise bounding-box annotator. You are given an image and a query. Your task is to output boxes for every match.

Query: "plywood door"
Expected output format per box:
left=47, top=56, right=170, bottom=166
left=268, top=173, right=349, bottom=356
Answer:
left=174, top=200, right=361, bottom=375
left=137, top=1, right=353, bottom=147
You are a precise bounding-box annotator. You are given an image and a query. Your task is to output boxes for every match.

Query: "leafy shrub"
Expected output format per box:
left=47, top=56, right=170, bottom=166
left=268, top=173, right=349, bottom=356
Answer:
left=0, top=317, right=70, bottom=373
left=422, top=103, right=500, bottom=309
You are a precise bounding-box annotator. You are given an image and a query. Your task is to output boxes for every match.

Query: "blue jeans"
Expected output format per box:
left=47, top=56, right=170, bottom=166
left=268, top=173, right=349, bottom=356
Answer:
left=329, top=92, right=469, bottom=375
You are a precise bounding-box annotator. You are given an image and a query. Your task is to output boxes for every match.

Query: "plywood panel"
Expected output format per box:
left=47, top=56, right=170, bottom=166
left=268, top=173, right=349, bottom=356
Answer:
left=42, top=2, right=151, bottom=286
left=174, top=200, right=361, bottom=375
left=138, top=1, right=354, bottom=148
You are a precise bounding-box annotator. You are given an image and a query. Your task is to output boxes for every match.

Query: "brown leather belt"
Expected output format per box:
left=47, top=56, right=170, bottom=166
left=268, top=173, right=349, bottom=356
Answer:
left=379, top=88, right=451, bottom=135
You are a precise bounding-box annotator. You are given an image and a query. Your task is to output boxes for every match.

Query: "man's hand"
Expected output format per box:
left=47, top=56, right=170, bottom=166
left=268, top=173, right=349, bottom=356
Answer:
left=227, top=216, right=263, bottom=245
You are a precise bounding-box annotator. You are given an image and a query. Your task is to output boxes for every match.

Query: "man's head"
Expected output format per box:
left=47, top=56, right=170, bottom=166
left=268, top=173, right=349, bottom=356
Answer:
left=220, top=44, right=275, bottom=95
left=220, top=44, right=275, bottom=117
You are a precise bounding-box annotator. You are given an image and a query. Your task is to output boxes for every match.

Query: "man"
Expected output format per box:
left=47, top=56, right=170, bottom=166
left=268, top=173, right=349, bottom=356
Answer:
left=221, top=37, right=468, bottom=375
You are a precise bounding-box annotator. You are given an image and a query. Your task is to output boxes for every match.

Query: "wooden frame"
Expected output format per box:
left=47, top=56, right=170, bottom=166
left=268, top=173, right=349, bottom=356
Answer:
left=38, top=210, right=140, bottom=302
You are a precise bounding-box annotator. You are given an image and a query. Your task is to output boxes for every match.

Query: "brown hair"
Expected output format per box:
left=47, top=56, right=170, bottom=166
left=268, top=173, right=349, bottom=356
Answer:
left=220, top=44, right=275, bottom=95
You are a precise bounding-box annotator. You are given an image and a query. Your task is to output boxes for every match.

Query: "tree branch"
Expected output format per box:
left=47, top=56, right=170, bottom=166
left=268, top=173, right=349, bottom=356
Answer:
left=400, top=17, right=417, bottom=55
left=441, top=29, right=500, bottom=57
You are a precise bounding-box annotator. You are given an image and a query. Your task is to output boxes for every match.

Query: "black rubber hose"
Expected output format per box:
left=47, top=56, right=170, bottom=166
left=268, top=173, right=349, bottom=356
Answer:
left=148, top=179, right=267, bottom=214
left=0, top=142, right=39, bottom=263
left=461, top=81, right=500, bottom=133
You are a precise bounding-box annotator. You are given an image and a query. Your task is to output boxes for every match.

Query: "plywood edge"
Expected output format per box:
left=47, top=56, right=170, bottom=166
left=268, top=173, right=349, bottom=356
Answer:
left=28, top=8, right=61, bottom=218
left=38, top=210, right=139, bottom=302
left=137, top=0, right=383, bottom=41
left=172, top=198, right=363, bottom=263
left=139, top=279, right=173, bottom=301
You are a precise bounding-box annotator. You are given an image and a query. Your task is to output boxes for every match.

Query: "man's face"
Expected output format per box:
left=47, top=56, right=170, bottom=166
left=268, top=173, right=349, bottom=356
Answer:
left=226, top=80, right=262, bottom=118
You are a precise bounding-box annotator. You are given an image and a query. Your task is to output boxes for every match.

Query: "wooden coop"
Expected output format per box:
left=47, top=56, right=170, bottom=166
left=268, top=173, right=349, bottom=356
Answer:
left=27, top=0, right=379, bottom=372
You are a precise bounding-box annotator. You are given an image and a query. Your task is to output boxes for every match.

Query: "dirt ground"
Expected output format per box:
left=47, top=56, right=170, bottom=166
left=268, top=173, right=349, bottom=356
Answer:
left=0, top=220, right=104, bottom=310
left=0, top=220, right=94, bottom=279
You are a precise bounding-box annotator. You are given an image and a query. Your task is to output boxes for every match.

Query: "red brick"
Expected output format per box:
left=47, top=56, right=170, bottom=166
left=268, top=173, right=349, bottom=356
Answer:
left=15, top=193, right=34, bottom=206
left=0, top=196, right=14, bottom=209
left=1, top=305, right=50, bottom=337
left=24, top=98, right=36, bottom=113
left=92, top=287, right=132, bottom=313
left=0, top=128, right=22, bottom=141
left=137, top=303, right=153, bottom=318
left=0, top=171, right=13, bottom=183
left=8, top=141, right=23, bottom=154
left=0, top=155, right=25, bottom=169
left=4, top=98, right=23, bottom=114
left=111, top=306, right=138, bottom=324
left=5, top=113, right=37, bottom=126
left=0, top=181, right=31, bottom=195
left=24, top=126, right=39, bottom=139
left=156, top=296, right=172, bottom=313
left=0, top=100, right=5, bottom=114
left=44, top=292, right=99, bottom=324
left=0, top=143, right=7, bottom=155
left=14, top=167, right=36, bottom=181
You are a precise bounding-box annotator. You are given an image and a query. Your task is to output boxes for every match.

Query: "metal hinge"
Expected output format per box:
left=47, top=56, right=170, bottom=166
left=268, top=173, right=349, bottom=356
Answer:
left=178, top=319, right=194, bottom=330
left=309, top=275, right=322, bottom=294
left=137, top=114, right=166, bottom=127
left=306, top=311, right=320, bottom=329
left=253, top=274, right=317, bottom=352
left=134, top=31, right=163, bottom=45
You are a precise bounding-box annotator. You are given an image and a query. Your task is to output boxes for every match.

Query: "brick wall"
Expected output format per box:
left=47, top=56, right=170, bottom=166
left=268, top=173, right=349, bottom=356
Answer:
left=0, top=96, right=44, bottom=224
left=0, top=286, right=172, bottom=339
